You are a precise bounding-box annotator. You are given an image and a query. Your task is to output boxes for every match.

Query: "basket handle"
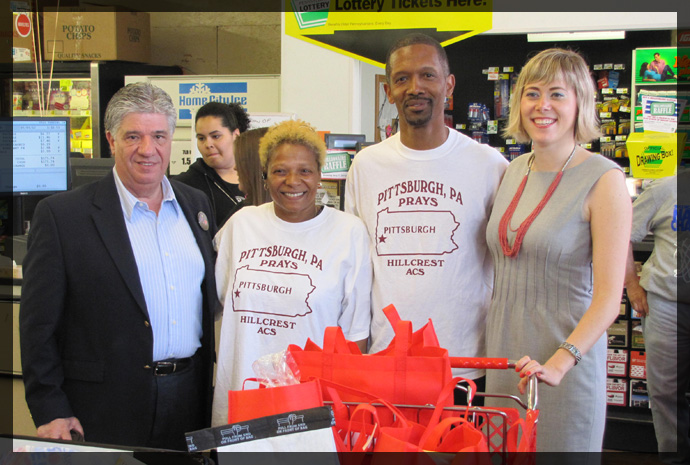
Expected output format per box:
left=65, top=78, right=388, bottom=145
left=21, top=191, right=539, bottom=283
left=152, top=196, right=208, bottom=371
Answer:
left=450, top=357, right=512, bottom=369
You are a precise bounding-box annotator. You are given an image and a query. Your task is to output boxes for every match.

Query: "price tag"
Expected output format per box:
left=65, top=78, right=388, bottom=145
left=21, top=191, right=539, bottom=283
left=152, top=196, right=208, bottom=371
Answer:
left=502, top=67, right=514, bottom=73
left=580, top=143, right=593, bottom=149
left=617, top=88, right=629, bottom=94
left=600, top=112, right=613, bottom=118
left=615, top=135, right=628, bottom=141
left=602, top=88, right=614, bottom=95
left=599, top=136, right=612, bottom=142
left=620, top=106, right=630, bottom=113
left=505, top=138, right=517, bottom=145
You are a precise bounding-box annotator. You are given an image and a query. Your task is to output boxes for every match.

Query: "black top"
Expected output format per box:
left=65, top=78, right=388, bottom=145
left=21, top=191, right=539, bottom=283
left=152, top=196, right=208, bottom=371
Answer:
left=174, top=158, right=244, bottom=227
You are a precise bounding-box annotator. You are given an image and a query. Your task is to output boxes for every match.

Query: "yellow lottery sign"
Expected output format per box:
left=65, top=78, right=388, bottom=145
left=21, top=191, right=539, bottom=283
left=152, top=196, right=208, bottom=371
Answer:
left=627, top=132, right=685, bottom=179
left=286, top=1, right=492, bottom=68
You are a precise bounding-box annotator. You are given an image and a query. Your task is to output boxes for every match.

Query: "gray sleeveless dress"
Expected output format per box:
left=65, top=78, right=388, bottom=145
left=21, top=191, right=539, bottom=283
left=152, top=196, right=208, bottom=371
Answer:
left=485, top=153, right=621, bottom=453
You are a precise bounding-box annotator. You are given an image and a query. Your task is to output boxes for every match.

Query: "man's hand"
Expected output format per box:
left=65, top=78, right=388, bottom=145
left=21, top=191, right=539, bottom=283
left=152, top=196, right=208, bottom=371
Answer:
left=626, top=282, right=649, bottom=317
left=37, top=417, right=84, bottom=441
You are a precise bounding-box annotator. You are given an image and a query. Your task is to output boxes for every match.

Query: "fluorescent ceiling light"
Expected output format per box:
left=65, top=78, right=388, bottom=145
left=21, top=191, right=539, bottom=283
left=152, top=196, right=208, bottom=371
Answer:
left=527, top=31, right=626, bottom=42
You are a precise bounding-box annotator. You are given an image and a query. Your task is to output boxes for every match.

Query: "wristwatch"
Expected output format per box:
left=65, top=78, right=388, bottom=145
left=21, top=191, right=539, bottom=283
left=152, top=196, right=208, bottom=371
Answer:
left=559, top=342, right=582, bottom=365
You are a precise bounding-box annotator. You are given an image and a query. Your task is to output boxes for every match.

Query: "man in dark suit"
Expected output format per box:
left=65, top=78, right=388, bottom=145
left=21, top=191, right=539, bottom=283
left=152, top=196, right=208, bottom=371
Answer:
left=20, top=82, right=219, bottom=450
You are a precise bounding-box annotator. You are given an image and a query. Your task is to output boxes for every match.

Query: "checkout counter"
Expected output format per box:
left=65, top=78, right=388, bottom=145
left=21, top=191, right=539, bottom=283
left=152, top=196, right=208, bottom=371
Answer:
left=1, top=235, right=34, bottom=438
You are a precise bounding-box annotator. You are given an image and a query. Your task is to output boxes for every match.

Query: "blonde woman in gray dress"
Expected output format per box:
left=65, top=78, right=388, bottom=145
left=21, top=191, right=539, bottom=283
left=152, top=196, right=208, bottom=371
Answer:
left=485, top=48, right=632, bottom=453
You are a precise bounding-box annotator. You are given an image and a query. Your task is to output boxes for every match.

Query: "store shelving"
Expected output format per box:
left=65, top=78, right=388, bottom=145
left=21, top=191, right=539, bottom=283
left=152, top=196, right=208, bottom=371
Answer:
left=10, top=61, right=182, bottom=158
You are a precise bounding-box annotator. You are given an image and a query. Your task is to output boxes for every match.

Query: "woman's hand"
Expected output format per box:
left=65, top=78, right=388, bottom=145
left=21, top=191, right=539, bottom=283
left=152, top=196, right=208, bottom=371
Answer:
left=515, top=355, right=567, bottom=395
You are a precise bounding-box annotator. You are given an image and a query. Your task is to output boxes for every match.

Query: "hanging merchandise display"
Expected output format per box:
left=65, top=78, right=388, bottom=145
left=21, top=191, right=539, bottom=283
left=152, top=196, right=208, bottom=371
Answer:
left=592, top=61, right=631, bottom=174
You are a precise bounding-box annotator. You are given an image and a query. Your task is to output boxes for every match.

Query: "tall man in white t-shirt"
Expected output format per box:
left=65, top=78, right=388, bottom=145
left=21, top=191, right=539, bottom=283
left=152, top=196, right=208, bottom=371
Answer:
left=345, top=33, right=508, bottom=393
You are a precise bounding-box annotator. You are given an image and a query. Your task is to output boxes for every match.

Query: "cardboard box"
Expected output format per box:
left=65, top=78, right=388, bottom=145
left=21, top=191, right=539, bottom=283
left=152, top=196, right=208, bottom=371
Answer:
left=606, top=378, right=627, bottom=406
left=630, top=350, right=647, bottom=379
left=12, top=12, right=37, bottom=62
left=43, top=7, right=150, bottom=63
left=606, top=349, right=628, bottom=377
left=630, top=379, right=650, bottom=408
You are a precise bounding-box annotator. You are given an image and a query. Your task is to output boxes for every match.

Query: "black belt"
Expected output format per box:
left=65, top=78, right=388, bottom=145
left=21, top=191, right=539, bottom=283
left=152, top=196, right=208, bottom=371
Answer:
left=152, top=357, right=193, bottom=376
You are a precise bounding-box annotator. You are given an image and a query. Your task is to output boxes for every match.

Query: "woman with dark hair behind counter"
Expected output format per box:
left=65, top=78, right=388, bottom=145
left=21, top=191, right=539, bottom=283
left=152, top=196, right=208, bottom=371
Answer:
left=175, top=102, right=250, bottom=227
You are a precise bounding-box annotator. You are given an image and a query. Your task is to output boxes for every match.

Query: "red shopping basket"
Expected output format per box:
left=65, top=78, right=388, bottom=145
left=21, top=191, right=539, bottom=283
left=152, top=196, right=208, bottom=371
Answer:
left=325, top=357, right=538, bottom=461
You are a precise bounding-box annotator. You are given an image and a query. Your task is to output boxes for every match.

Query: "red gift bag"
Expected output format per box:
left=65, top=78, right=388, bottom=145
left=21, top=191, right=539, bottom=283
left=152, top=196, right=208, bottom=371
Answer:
left=287, top=304, right=453, bottom=406
left=320, top=377, right=489, bottom=456
left=227, top=379, right=324, bottom=424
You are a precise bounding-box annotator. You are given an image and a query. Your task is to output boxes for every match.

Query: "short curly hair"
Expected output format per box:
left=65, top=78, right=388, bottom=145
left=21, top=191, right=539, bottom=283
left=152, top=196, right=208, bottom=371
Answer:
left=258, top=119, right=327, bottom=171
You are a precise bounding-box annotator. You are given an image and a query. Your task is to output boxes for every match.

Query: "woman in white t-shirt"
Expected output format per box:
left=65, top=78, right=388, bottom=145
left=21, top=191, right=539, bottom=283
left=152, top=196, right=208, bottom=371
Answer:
left=211, top=119, right=372, bottom=427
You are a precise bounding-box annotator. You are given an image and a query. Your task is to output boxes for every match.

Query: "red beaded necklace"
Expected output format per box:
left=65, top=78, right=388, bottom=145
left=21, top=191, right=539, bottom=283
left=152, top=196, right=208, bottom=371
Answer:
left=498, top=146, right=577, bottom=257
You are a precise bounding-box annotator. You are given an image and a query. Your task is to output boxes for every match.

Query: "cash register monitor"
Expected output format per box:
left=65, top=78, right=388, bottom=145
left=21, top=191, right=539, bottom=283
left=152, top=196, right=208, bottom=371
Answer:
left=324, top=133, right=366, bottom=150
left=1, top=117, right=70, bottom=236
left=3, top=116, right=70, bottom=196
left=70, top=157, right=115, bottom=190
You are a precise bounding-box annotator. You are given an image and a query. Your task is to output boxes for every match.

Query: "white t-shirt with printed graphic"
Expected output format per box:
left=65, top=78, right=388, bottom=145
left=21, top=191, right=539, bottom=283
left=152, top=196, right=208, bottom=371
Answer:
left=212, top=203, right=372, bottom=426
left=345, top=129, right=507, bottom=378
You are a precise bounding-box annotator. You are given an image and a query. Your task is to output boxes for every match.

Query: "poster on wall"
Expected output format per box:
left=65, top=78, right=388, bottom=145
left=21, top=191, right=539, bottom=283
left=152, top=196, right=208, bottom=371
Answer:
left=124, top=75, right=281, bottom=127
left=634, top=47, right=689, bottom=84
left=375, top=74, right=398, bottom=142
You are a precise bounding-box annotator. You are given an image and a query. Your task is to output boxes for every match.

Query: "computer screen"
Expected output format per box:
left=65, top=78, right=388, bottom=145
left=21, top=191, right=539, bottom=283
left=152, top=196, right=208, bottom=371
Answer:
left=324, top=133, right=367, bottom=150
left=2, top=117, right=70, bottom=196
left=70, top=157, right=115, bottom=190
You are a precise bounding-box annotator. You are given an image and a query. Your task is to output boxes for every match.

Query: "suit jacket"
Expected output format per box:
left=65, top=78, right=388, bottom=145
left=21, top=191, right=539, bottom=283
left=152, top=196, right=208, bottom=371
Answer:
left=19, top=171, right=219, bottom=447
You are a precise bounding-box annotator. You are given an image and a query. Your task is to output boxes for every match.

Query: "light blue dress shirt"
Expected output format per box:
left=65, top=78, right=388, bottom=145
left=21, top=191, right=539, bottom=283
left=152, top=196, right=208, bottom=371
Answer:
left=113, top=168, right=204, bottom=361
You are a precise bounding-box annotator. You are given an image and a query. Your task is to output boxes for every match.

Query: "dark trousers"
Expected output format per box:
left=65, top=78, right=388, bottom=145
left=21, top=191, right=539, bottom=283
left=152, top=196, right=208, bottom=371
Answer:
left=147, top=352, right=206, bottom=451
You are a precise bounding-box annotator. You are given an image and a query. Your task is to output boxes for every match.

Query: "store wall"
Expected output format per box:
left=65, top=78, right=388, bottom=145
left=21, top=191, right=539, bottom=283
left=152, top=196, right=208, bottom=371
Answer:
left=280, top=33, right=365, bottom=135
left=149, top=12, right=281, bottom=75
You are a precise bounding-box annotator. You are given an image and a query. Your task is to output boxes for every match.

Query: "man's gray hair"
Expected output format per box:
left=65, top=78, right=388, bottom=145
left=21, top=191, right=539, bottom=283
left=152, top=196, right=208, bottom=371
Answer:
left=104, top=82, right=177, bottom=136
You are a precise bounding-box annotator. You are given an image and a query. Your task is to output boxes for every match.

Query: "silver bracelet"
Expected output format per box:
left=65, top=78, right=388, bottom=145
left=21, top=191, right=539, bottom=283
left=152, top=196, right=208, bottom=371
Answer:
left=559, top=342, right=582, bottom=365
